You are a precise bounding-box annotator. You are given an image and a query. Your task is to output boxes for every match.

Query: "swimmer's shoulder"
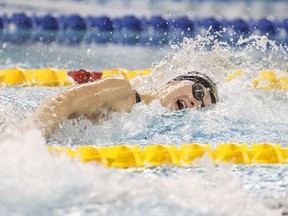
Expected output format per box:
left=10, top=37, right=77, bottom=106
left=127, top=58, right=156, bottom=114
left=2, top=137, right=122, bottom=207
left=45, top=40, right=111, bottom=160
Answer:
left=74, top=76, right=132, bottom=90
left=101, top=76, right=132, bottom=87
left=67, top=76, right=134, bottom=101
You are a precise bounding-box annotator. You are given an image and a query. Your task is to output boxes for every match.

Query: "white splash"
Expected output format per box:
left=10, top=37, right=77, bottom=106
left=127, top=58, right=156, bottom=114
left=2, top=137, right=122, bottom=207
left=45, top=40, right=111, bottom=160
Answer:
left=0, top=126, right=279, bottom=216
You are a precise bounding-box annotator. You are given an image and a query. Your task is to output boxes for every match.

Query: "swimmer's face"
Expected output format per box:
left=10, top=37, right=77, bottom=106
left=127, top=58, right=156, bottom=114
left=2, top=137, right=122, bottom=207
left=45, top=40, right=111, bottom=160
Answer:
left=159, top=80, right=213, bottom=111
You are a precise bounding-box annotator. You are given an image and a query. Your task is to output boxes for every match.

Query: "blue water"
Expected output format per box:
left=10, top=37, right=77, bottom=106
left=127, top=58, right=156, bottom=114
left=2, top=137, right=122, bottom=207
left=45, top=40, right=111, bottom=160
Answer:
left=1, top=35, right=288, bottom=216
left=1, top=1, right=288, bottom=216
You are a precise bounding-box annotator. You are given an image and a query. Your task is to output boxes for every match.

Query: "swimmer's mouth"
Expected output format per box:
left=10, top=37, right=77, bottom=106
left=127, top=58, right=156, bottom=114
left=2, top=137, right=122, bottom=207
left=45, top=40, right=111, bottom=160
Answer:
left=176, top=99, right=187, bottom=110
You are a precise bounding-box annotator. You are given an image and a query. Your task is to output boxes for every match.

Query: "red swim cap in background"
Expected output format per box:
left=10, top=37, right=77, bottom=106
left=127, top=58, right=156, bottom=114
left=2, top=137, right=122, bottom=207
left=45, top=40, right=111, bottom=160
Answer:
left=67, top=69, right=103, bottom=84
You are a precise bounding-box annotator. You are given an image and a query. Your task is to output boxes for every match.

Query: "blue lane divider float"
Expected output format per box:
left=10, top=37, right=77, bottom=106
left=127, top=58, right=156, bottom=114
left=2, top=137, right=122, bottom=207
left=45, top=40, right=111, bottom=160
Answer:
left=0, top=13, right=287, bottom=45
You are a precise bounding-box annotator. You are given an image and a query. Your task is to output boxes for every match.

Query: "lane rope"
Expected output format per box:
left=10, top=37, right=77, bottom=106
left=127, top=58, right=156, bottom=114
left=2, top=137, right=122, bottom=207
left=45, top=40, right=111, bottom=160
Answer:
left=48, top=143, right=288, bottom=168
left=0, top=13, right=287, bottom=45
left=1, top=67, right=288, bottom=92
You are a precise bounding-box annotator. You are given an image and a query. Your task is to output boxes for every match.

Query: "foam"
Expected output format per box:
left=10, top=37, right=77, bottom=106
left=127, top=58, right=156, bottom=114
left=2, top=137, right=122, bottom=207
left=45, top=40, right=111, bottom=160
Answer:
left=1, top=32, right=288, bottom=215
left=0, top=127, right=279, bottom=216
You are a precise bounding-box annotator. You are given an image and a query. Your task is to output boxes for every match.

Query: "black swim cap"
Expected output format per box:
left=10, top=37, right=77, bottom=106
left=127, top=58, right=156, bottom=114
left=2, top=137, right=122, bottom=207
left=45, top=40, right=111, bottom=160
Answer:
left=173, top=71, right=219, bottom=104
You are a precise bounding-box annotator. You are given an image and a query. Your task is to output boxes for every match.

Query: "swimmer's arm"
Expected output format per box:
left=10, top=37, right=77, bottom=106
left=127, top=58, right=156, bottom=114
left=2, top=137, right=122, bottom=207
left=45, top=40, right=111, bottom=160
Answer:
left=33, top=77, right=135, bottom=138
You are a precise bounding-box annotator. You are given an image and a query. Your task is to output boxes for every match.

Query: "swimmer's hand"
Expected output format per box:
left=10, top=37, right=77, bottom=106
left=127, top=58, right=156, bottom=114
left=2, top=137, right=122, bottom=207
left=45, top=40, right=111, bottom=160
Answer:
left=33, top=77, right=136, bottom=139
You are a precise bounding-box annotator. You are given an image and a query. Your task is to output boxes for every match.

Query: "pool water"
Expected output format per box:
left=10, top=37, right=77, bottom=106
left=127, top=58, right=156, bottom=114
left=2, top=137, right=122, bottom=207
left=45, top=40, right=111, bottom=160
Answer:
left=1, top=34, right=288, bottom=216
left=1, top=1, right=288, bottom=215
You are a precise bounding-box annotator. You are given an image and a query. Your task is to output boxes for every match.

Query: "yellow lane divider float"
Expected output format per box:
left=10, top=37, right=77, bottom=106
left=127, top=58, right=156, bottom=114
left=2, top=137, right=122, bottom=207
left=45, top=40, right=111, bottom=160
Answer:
left=226, top=69, right=288, bottom=91
left=1, top=67, right=288, bottom=91
left=48, top=143, right=288, bottom=168
left=0, top=68, right=73, bottom=86
left=0, top=67, right=152, bottom=86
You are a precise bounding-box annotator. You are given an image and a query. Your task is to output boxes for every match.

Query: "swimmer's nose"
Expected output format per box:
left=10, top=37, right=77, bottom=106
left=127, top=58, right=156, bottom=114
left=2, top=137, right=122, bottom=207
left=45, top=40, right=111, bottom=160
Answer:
left=187, top=97, right=202, bottom=108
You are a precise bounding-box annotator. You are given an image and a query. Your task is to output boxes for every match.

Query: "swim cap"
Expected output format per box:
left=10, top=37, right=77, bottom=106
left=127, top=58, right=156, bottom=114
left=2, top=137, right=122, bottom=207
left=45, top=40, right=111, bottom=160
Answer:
left=173, top=71, right=219, bottom=104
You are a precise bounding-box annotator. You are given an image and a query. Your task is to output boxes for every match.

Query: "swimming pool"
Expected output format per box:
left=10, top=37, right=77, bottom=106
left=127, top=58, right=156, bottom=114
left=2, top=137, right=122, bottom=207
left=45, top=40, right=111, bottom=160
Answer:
left=1, top=1, right=288, bottom=216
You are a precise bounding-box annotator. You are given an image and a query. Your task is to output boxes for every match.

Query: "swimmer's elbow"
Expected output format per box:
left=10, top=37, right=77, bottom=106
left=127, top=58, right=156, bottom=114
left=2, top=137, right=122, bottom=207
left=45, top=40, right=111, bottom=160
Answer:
left=32, top=112, right=54, bottom=140
left=33, top=104, right=70, bottom=140
left=32, top=89, right=76, bottom=140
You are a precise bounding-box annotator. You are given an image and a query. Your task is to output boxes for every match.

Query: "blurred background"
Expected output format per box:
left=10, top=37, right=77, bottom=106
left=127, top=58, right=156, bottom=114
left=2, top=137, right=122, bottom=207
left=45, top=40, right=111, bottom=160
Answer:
left=0, top=0, right=287, bottom=69
left=1, top=1, right=288, bottom=216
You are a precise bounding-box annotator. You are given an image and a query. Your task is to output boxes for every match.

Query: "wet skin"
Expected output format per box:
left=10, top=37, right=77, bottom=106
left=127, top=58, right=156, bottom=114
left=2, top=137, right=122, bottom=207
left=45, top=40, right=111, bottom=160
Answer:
left=157, top=80, right=213, bottom=111
left=33, top=78, right=213, bottom=139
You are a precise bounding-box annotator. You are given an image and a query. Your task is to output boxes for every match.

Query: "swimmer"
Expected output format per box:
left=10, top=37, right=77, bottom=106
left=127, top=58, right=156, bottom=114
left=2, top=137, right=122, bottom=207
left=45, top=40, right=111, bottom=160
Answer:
left=33, top=71, right=218, bottom=138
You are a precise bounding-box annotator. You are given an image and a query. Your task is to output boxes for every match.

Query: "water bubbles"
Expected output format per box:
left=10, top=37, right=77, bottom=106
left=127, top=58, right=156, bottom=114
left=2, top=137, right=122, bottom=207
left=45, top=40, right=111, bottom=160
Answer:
left=1, top=30, right=288, bottom=215
left=86, top=48, right=91, bottom=55
left=2, top=42, right=7, bottom=49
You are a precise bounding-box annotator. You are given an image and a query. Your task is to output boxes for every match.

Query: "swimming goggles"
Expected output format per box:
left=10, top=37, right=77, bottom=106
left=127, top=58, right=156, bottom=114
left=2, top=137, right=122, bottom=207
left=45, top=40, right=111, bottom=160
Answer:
left=192, top=83, right=205, bottom=107
left=173, top=71, right=218, bottom=104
